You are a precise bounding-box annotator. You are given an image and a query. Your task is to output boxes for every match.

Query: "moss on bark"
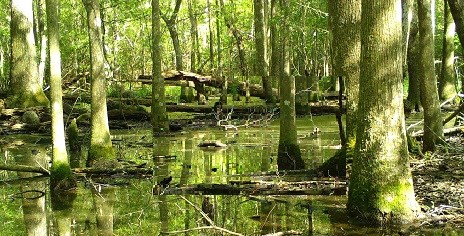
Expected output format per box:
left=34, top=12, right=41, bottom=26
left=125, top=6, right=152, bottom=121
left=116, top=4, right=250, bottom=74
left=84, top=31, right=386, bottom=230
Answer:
left=86, top=145, right=118, bottom=168
left=50, top=162, right=76, bottom=192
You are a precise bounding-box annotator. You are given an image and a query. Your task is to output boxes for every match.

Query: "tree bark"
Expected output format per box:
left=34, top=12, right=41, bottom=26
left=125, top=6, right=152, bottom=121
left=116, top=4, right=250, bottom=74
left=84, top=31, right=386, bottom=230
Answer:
left=152, top=0, right=169, bottom=133
left=418, top=0, right=444, bottom=152
left=407, top=13, right=422, bottom=112
left=439, top=0, right=457, bottom=102
left=83, top=0, right=116, bottom=167
left=277, top=0, right=304, bottom=171
left=447, top=0, right=464, bottom=49
left=9, top=0, right=49, bottom=108
left=348, top=0, right=420, bottom=224
left=328, top=0, right=361, bottom=149
left=46, top=0, right=75, bottom=190
left=254, top=0, right=273, bottom=104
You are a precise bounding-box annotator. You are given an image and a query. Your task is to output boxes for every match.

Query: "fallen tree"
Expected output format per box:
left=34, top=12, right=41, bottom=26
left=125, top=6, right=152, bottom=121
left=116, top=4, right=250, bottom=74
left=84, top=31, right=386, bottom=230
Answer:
left=137, top=70, right=278, bottom=99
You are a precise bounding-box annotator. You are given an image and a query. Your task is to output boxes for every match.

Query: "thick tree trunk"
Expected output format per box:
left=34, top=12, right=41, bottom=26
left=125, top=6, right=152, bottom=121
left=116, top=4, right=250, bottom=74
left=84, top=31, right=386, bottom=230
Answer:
left=83, top=0, right=116, bottom=167
left=152, top=0, right=169, bottom=133
left=9, top=0, right=49, bottom=108
left=418, top=0, right=444, bottom=152
left=348, top=0, right=419, bottom=224
left=277, top=0, right=304, bottom=171
left=439, top=0, right=457, bottom=102
left=328, top=0, right=361, bottom=149
left=46, top=0, right=75, bottom=190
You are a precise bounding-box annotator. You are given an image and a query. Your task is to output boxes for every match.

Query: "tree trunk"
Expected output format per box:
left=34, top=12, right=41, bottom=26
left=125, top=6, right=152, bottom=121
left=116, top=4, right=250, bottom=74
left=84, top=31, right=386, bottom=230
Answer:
left=46, top=0, right=75, bottom=190
left=407, top=14, right=422, bottom=112
left=439, top=0, right=457, bottom=102
left=9, top=0, right=49, bottom=108
left=152, top=0, right=169, bottom=133
left=348, top=0, right=420, bottom=224
left=447, top=0, right=464, bottom=48
left=83, top=0, right=116, bottom=167
left=220, top=0, right=247, bottom=76
left=328, top=0, right=361, bottom=149
left=188, top=0, right=198, bottom=72
left=254, top=0, right=273, bottom=103
left=277, top=0, right=304, bottom=171
left=37, top=0, right=47, bottom=87
left=418, top=0, right=444, bottom=152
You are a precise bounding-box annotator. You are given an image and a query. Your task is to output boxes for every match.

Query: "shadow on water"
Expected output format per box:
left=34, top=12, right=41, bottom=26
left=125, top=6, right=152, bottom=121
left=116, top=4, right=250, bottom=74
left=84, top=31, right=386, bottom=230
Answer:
left=0, top=117, right=463, bottom=235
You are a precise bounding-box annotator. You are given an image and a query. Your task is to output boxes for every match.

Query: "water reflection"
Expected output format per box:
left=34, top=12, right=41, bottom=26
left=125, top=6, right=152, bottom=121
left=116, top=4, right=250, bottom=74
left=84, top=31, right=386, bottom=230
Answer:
left=2, top=117, right=462, bottom=235
left=13, top=144, right=49, bottom=236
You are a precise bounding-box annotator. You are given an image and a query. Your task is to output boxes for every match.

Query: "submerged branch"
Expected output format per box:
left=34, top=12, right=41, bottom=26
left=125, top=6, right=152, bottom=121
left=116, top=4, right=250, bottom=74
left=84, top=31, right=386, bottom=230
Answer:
left=160, top=226, right=244, bottom=236
left=0, top=163, right=49, bottom=175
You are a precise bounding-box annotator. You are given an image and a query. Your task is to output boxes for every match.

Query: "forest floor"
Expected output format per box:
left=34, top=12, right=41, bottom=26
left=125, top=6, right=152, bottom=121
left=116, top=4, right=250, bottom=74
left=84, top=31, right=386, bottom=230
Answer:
left=411, top=134, right=464, bottom=228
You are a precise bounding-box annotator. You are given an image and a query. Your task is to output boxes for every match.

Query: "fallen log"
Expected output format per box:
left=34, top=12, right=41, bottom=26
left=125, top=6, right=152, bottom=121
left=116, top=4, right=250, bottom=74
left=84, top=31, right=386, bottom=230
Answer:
left=0, top=163, right=49, bottom=175
left=138, top=70, right=278, bottom=99
left=157, top=180, right=347, bottom=196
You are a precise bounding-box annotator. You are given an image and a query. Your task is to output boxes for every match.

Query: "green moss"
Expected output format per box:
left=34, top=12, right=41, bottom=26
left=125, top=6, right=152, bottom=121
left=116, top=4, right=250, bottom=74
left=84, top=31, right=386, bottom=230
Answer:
left=50, top=162, right=76, bottom=192
left=21, top=111, right=40, bottom=124
left=68, top=119, right=80, bottom=153
left=348, top=167, right=419, bottom=225
left=86, top=145, right=119, bottom=168
left=277, top=143, right=305, bottom=170
left=7, top=90, right=49, bottom=108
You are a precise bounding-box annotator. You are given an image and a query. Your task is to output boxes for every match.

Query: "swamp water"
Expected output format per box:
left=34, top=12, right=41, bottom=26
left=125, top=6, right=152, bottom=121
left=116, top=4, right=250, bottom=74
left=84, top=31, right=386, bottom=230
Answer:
left=0, top=116, right=460, bottom=235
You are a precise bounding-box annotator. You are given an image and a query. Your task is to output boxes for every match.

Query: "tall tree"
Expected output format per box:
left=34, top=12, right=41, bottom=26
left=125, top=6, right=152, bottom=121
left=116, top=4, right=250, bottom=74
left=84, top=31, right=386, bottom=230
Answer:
left=46, top=0, right=75, bottom=190
left=83, top=0, right=116, bottom=167
left=152, top=0, right=169, bottom=133
left=220, top=0, right=247, bottom=76
left=187, top=0, right=199, bottom=72
left=439, top=0, right=457, bottom=102
left=348, top=0, right=420, bottom=224
left=162, top=0, right=194, bottom=103
left=9, top=0, right=49, bottom=108
left=447, top=0, right=464, bottom=48
left=328, top=0, right=361, bottom=149
left=36, top=0, right=48, bottom=87
left=162, top=0, right=183, bottom=71
left=254, top=0, right=273, bottom=103
left=418, top=0, right=444, bottom=152
left=277, top=0, right=304, bottom=170
left=407, top=11, right=423, bottom=112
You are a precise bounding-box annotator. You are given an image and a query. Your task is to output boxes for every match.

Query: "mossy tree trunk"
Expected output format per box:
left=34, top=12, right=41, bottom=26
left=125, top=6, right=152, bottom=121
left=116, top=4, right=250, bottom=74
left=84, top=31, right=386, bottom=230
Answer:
left=328, top=0, right=361, bottom=149
left=9, top=0, right=49, bottom=108
left=152, top=0, right=169, bottom=133
left=254, top=0, right=273, bottom=104
left=46, top=0, right=75, bottom=190
left=83, top=0, right=116, bottom=167
left=348, top=0, right=420, bottom=224
left=439, top=0, right=457, bottom=102
left=277, top=0, right=304, bottom=170
left=418, top=0, right=444, bottom=152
